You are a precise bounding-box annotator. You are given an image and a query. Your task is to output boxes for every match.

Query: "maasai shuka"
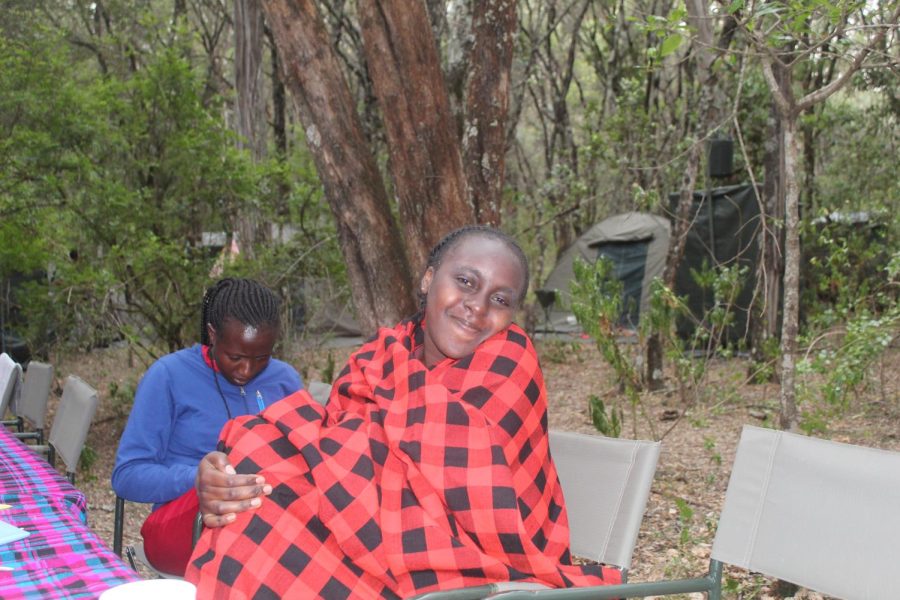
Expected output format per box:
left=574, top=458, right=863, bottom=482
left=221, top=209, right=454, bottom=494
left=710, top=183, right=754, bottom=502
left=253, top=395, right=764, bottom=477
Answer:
left=186, top=316, right=621, bottom=599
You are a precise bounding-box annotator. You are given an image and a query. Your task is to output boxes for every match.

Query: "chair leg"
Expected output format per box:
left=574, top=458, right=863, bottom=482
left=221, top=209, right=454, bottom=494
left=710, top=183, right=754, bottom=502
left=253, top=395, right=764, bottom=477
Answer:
left=707, top=559, right=724, bottom=600
left=114, top=496, right=125, bottom=557
left=125, top=545, right=139, bottom=572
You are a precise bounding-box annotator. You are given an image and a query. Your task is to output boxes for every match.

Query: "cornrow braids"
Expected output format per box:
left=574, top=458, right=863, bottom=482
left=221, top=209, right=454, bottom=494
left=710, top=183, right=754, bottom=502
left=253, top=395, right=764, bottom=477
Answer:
left=418, top=225, right=530, bottom=308
left=199, top=278, right=281, bottom=345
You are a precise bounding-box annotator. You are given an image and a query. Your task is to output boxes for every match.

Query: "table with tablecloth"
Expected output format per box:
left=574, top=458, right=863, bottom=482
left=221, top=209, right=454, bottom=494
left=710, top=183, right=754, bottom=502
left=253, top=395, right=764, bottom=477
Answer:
left=0, top=424, right=141, bottom=598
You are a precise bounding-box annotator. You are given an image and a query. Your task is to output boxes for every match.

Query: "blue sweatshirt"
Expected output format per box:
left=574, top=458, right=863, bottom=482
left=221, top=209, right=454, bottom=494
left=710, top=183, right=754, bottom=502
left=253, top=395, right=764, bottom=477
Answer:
left=111, top=344, right=302, bottom=508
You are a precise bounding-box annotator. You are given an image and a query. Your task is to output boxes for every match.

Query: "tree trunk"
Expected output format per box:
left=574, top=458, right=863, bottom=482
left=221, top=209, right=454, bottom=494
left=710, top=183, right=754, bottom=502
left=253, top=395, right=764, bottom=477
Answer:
left=778, top=116, right=801, bottom=431
left=234, top=0, right=269, bottom=259
left=650, top=0, right=723, bottom=390
left=444, top=0, right=472, bottom=136
left=750, top=73, right=786, bottom=376
left=462, top=0, right=516, bottom=226
left=358, top=0, right=474, bottom=274
left=649, top=140, right=704, bottom=391
left=260, top=0, right=415, bottom=334
left=268, top=27, right=287, bottom=160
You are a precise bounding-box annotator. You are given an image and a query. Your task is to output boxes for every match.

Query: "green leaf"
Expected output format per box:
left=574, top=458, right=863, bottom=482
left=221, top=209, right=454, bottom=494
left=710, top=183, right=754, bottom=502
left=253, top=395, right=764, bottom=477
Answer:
left=659, top=34, right=684, bottom=58
left=727, top=0, right=745, bottom=13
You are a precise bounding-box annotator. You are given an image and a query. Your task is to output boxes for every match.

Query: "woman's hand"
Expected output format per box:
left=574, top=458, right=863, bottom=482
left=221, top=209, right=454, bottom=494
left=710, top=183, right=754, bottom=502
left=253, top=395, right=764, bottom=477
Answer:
left=196, top=451, right=271, bottom=528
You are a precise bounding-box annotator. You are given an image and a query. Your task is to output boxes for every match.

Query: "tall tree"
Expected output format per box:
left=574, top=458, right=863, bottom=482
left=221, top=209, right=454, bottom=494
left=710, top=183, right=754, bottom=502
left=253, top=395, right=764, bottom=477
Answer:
left=233, top=0, right=269, bottom=258
left=260, top=0, right=416, bottom=334
left=641, top=0, right=736, bottom=389
left=462, top=0, right=517, bottom=226
left=357, top=0, right=474, bottom=272
left=256, top=0, right=517, bottom=331
left=742, top=0, right=900, bottom=430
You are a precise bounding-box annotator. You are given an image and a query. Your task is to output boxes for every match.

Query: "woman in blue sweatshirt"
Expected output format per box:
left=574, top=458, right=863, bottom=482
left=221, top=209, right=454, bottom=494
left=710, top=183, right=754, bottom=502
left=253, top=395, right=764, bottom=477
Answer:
left=111, top=277, right=302, bottom=575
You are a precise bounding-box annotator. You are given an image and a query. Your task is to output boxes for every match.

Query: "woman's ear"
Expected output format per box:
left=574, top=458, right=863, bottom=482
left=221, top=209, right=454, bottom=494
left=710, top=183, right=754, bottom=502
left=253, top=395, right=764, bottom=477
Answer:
left=206, top=323, right=217, bottom=346
left=419, top=267, right=435, bottom=298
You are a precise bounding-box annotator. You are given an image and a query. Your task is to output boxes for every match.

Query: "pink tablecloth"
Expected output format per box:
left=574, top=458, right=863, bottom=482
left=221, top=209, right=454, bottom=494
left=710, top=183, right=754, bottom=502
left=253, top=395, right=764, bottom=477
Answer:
left=0, top=426, right=140, bottom=598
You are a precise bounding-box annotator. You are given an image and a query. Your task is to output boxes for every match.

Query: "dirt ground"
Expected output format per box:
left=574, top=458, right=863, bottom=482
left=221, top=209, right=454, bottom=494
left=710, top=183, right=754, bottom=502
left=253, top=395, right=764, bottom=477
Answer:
left=43, top=335, right=900, bottom=598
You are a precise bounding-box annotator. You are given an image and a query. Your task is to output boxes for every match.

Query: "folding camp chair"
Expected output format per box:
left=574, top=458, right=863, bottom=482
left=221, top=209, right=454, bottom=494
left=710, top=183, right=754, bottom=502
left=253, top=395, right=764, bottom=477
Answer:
left=113, top=495, right=203, bottom=580
left=0, top=352, right=22, bottom=422
left=8, top=361, right=54, bottom=443
left=30, top=375, right=99, bottom=485
left=482, top=424, right=900, bottom=600
left=409, top=430, right=661, bottom=599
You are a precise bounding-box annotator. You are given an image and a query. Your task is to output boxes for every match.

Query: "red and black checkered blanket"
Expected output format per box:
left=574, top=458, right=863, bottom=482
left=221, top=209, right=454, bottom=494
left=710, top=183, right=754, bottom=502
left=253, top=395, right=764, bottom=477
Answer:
left=186, top=317, right=620, bottom=598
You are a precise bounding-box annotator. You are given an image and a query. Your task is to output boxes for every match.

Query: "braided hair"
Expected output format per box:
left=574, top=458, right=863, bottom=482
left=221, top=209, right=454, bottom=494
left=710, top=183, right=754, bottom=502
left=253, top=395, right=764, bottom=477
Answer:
left=199, top=278, right=281, bottom=345
left=419, top=225, right=530, bottom=308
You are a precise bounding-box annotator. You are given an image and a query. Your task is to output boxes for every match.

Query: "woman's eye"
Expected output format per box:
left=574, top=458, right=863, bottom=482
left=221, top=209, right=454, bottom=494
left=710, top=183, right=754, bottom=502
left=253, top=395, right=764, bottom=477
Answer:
left=456, top=276, right=472, bottom=287
left=493, top=296, right=510, bottom=307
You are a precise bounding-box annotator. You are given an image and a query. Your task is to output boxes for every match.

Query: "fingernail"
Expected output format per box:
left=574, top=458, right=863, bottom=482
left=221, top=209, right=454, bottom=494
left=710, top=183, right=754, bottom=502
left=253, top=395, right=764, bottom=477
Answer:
left=262, top=485, right=272, bottom=495
left=225, top=514, right=236, bottom=522
left=250, top=498, right=261, bottom=508
left=225, top=465, right=237, bottom=475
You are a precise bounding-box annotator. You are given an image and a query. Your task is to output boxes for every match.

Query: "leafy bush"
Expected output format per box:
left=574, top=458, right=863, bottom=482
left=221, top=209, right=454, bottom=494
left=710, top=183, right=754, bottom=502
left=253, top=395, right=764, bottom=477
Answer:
left=0, top=35, right=338, bottom=360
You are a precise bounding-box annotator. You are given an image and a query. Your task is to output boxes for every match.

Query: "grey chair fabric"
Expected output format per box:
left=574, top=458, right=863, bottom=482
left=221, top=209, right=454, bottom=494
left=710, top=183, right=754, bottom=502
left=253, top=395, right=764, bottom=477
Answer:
left=488, top=424, right=900, bottom=600
left=711, top=424, right=900, bottom=600
left=31, top=375, right=99, bottom=483
left=49, top=375, right=99, bottom=478
left=0, top=352, right=22, bottom=420
left=306, top=380, right=332, bottom=406
left=407, top=430, right=661, bottom=600
left=548, top=430, right=660, bottom=572
left=11, top=361, right=54, bottom=442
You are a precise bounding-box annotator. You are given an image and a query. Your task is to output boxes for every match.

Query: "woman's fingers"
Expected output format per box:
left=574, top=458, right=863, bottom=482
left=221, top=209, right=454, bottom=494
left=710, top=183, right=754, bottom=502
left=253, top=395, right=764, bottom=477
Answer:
left=196, top=450, right=271, bottom=527
left=199, top=493, right=264, bottom=528
left=201, top=511, right=236, bottom=528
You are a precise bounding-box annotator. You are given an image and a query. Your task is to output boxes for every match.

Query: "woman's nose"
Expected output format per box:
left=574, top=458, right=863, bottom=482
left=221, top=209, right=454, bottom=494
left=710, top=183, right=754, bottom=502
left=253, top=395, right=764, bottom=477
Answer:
left=236, top=361, right=252, bottom=378
left=465, top=294, right=487, bottom=314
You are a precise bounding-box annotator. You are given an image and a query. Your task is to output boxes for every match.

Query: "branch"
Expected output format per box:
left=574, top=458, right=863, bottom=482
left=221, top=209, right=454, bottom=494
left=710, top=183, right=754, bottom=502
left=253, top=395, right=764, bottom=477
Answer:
left=797, top=4, right=900, bottom=112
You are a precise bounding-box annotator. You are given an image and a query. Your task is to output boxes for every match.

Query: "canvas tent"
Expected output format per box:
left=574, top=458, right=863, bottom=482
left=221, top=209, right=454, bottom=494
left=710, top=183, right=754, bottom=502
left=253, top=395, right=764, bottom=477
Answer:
left=539, top=184, right=762, bottom=345
left=538, top=212, right=671, bottom=333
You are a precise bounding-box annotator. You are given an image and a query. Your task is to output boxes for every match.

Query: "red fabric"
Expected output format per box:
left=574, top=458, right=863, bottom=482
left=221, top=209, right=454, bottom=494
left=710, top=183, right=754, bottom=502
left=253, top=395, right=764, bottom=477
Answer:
left=200, top=344, right=219, bottom=371
left=187, top=317, right=621, bottom=598
left=141, top=488, right=199, bottom=576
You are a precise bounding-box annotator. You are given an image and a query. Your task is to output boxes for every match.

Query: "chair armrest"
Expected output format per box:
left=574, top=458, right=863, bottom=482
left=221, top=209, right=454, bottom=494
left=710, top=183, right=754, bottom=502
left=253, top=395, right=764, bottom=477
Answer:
left=192, top=511, right=203, bottom=549
left=12, top=431, right=42, bottom=443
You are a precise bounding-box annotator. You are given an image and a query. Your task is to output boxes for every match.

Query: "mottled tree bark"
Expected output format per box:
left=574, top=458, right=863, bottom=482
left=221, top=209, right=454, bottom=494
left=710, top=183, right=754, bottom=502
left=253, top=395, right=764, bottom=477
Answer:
left=233, top=0, right=268, bottom=258
left=260, top=0, right=415, bottom=334
left=778, top=119, right=801, bottom=430
left=358, top=0, right=474, bottom=274
left=462, top=0, right=516, bottom=226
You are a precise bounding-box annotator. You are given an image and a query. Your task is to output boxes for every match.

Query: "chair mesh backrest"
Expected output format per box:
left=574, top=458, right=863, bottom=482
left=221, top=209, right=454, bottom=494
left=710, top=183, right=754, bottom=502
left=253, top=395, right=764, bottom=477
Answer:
left=0, top=352, right=22, bottom=419
left=48, top=375, right=99, bottom=474
left=549, top=430, right=660, bottom=571
left=20, top=361, right=54, bottom=429
left=306, top=381, right=332, bottom=406
left=712, top=425, right=900, bottom=600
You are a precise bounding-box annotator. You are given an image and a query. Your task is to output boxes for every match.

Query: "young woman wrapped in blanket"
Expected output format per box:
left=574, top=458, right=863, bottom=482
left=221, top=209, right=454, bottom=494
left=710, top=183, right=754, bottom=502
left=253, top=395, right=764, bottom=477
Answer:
left=186, top=226, right=622, bottom=598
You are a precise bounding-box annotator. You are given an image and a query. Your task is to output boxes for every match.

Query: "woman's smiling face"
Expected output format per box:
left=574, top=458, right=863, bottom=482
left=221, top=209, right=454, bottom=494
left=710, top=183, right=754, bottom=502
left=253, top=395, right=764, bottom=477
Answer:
left=419, top=235, right=526, bottom=367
